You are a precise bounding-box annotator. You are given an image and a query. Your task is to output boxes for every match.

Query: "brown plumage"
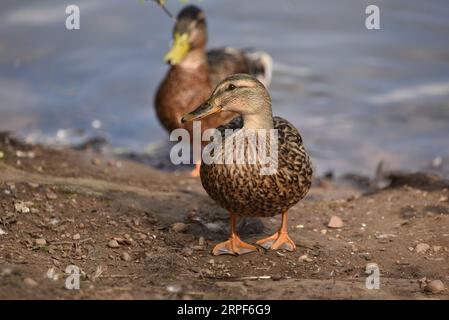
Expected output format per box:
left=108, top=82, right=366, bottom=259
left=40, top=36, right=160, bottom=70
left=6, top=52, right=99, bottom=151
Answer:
left=181, top=74, right=313, bottom=256
left=155, top=5, right=272, bottom=136
left=200, top=116, right=312, bottom=218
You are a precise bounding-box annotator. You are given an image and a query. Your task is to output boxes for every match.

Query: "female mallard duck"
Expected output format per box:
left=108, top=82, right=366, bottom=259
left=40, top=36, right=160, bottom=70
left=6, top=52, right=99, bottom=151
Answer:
left=181, top=74, right=313, bottom=255
left=155, top=5, right=272, bottom=176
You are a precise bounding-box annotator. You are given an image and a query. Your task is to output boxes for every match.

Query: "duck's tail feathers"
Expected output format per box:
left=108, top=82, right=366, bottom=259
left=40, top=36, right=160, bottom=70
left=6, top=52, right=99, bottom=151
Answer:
left=241, top=49, right=273, bottom=87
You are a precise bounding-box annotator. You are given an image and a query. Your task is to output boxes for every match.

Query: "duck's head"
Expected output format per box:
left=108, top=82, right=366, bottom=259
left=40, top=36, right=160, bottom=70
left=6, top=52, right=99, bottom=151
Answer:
left=181, top=74, right=273, bottom=129
left=164, top=5, right=207, bottom=65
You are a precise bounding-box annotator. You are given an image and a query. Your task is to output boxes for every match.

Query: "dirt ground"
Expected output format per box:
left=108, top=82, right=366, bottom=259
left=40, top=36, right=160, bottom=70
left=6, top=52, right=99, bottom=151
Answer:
left=0, top=133, right=448, bottom=299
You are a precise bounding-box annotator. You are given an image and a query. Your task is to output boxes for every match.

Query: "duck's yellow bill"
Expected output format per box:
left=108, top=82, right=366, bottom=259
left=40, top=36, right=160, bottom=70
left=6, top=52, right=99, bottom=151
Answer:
left=181, top=101, right=222, bottom=123
left=164, top=33, right=190, bottom=65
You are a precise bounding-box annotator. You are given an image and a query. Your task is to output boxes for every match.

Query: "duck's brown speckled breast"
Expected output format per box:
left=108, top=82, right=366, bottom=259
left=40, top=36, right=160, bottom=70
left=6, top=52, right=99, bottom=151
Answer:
left=200, top=116, right=313, bottom=217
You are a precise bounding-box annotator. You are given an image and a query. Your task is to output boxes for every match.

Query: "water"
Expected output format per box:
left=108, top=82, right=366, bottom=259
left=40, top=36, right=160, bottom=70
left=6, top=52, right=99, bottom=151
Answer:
left=1, top=0, right=449, bottom=176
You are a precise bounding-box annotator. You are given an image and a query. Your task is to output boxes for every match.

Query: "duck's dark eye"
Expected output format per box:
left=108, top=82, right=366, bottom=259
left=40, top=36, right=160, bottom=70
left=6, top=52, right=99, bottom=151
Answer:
left=227, top=84, right=236, bottom=91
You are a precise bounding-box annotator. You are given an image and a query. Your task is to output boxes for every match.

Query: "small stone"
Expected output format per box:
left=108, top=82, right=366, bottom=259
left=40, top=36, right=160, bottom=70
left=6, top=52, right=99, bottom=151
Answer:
left=24, top=278, right=38, bottom=287
left=418, top=277, right=427, bottom=287
left=0, top=151, right=4, bottom=159
left=181, top=247, right=193, bottom=257
left=35, top=238, right=47, bottom=246
left=328, top=215, right=344, bottom=228
left=415, top=243, right=430, bottom=253
left=108, top=239, right=120, bottom=248
left=0, top=227, right=7, bottom=235
left=208, top=259, right=215, bottom=265
left=121, top=252, right=132, bottom=262
left=424, top=280, right=446, bottom=294
left=358, top=252, right=372, bottom=261
left=438, top=196, right=448, bottom=203
left=15, top=202, right=30, bottom=213
left=298, top=254, right=313, bottom=262
left=171, top=222, right=188, bottom=233
left=198, top=237, right=205, bottom=246
left=271, top=275, right=283, bottom=281
left=46, top=190, right=58, bottom=200
left=433, top=246, right=442, bottom=253
left=320, top=229, right=327, bottom=235
left=166, top=284, right=182, bottom=294
left=73, top=234, right=81, bottom=240
left=1, top=268, right=13, bottom=276
left=46, top=267, right=59, bottom=281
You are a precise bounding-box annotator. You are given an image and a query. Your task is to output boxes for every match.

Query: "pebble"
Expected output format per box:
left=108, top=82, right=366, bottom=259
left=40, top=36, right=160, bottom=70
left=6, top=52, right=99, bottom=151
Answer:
left=0, top=227, right=7, bottom=235
left=181, top=247, right=193, bottom=257
left=121, top=252, right=132, bottom=262
left=72, top=233, right=81, bottom=240
left=14, top=202, right=30, bottom=213
left=46, top=267, right=59, bottom=281
left=358, top=252, right=372, bottom=261
left=1, top=268, right=13, bottom=276
left=23, top=278, right=38, bottom=287
left=424, top=280, right=446, bottom=294
left=46, top=190, right=58, bottom=200
left=198, top=237, right=205, bottom=246
left=35, top=238, right=47, bottom=246
left=166, top=284, right=182, bottom=294
left=27, top=182, right=39, bottom=188
left=107, top=239, right=120, bottom=248
left=328, top=215, right=344, bottom=228
left=298, top=255, right=313, bottom=263
left=0, top=150, right=4, bottom=159
left=171, top=222, right=188, bottom=233
left=415, top=243, right=430, bottom=254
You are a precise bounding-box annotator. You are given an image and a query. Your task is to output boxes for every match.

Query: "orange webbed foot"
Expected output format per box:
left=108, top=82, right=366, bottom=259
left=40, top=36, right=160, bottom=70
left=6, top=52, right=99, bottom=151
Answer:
left=256, top=231, right=296, bottom=251
left=212, top=235, right=257, bottom=256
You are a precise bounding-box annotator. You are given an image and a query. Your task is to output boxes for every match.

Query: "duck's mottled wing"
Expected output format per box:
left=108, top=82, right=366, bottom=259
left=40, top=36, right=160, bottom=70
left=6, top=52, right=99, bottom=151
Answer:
left=207, top=48, right=272, bottom=88
left=272, top=116, right=313, bottom=202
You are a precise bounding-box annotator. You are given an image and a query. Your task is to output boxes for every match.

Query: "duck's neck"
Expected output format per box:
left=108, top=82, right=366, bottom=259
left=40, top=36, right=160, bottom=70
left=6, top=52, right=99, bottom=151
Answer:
left=242, top=106, right=274, bottom=130
left=178, top=47, right=208, bottom=72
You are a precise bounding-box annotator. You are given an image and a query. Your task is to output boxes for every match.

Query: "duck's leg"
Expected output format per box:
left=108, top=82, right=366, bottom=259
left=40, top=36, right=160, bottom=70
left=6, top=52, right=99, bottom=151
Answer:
left=191, top=162, right=201, bottom=177
left=256, top=210, right=296, bottom=251
left=212, top=213, right=257, bottom=256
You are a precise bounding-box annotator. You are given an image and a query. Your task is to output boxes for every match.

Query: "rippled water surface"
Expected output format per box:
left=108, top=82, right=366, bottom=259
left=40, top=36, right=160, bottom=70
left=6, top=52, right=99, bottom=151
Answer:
left=1, top=0, right=449, bottom=176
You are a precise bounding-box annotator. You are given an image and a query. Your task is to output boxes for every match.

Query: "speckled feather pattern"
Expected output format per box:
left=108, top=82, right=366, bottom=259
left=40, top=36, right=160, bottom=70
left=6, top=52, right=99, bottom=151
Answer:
left=200, top=116, right=313, bottom=217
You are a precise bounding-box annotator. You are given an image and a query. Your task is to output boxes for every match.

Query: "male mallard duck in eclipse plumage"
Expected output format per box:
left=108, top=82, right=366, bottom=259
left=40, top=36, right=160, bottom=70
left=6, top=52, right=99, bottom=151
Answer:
left=155, top=5, right=272, bottom=176
left=181, top=74, right=313, bottom=255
